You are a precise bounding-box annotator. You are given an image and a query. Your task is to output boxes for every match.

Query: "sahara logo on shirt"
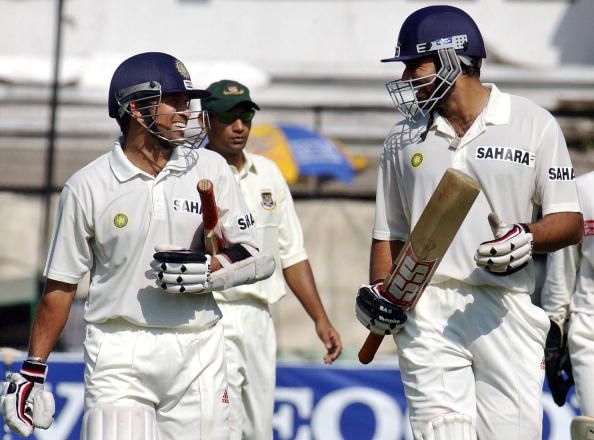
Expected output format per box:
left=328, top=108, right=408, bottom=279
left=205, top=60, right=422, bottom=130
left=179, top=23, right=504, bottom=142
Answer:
left=113, top=213, right=129, bottom=228
left=475, top=146, right=535, bottom=168
left=260, top=190, right=276, bottom=210
left=548, top=167, right=575, bottom=181
left=173, top=198, right=200, bottom=214
left=238, top=213, right=255, bottom=230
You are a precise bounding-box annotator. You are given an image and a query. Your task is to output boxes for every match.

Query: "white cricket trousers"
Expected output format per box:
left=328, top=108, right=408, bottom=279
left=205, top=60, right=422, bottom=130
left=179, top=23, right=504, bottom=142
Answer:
left=394, top=280, right=550, bottom=440
left=218, top=300, right=276, bottom=440
left=83, top=318, right=229, bottom=440
left=568, top=312, right=594, bottom=416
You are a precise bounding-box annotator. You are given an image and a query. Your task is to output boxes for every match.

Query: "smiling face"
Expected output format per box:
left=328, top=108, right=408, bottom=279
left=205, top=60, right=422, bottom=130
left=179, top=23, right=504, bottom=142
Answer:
left=152, top=93, right=191, bottom=141
left=205, top=102, right=254, bottom=158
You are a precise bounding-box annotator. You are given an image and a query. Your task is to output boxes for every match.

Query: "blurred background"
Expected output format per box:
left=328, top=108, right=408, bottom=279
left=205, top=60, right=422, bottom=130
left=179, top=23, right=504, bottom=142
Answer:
left=1, top=0, right=593, bottom=363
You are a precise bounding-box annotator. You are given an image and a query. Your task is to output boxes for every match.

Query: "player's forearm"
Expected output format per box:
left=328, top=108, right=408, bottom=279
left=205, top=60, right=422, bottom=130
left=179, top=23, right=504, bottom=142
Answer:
left=28, top=279, right=77, bottom=361
left=528, top=211, right=583, bottom=253
left=283, top=260, right=329, bottom=324
left=369, top=239, right=404, bottom=282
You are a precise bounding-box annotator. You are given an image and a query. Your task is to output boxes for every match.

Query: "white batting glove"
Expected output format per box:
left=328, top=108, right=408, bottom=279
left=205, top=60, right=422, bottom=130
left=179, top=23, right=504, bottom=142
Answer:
left=0, top=360, right=55, bottom=437
left=474, top=213, right=533, bottom=275
left=150, top=244, right=212, bottom=294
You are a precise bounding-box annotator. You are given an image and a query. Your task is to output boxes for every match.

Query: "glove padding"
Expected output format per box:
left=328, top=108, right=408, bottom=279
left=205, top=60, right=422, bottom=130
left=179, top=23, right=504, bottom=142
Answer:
left=355, top=283, right=407, bottom=336
left=474, top=213, right=533, bottom=275
left=545, top=319, right=574, bottom=406
left=0, top=360, right=55, bottom=437
left=151, top=245, right=212, bottom=294
left=209, top=244, right=275, bottom=290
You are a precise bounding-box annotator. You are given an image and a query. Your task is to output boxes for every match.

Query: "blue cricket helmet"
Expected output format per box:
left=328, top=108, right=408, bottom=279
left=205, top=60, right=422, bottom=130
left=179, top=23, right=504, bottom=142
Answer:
left=108, top=52, right=210, bottom=119
left=382, top=5, right=486, bottom=63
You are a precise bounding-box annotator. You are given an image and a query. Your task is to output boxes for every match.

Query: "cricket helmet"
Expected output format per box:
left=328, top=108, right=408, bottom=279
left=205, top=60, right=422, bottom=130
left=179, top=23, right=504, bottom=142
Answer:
left=108, top=52, right=210, bottom=148
left=382, top=6, right=486, bottom=122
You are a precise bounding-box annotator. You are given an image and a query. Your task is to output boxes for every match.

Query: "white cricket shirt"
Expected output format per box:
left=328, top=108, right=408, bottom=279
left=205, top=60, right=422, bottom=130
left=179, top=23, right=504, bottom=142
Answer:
left=373, top=84, right=580, bottom=293
left=213, top=152, right=308, bottom=304
left=44, top=141, right=258, bottom=329
left=542, top=171, right=594, bottom=321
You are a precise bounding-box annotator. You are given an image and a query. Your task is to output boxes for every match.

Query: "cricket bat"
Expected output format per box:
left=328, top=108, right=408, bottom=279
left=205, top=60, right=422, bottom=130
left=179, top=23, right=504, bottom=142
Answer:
left=358, top=168, right=481, bottom=364
left=197, top=179, right=220, bottom=255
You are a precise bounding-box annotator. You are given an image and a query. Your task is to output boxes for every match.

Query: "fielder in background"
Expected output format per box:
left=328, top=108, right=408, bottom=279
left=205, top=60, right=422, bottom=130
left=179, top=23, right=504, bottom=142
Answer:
left=542, top=171, right=594, bottom=440
left=0, top=52, right=275, bottom=440
left=355, top=6, right=583, bottom=440
left=201, top=79, right=343, bottom=440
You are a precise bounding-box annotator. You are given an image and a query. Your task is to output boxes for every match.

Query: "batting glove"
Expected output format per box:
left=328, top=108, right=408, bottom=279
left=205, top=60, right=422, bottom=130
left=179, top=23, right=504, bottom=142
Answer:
left=355, top=282, right=407, bottom=336
left=151, top=244, right=212, bottom=294
left=0, top=360, right=55, bottom=437
left=545, top=318, right=574, bottom=406
left=474, top=213, right=533, bottom=275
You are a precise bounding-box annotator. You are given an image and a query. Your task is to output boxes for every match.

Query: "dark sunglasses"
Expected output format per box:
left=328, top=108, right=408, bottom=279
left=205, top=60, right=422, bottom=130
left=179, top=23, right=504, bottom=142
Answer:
left=214, top=110, right=255, bottom=124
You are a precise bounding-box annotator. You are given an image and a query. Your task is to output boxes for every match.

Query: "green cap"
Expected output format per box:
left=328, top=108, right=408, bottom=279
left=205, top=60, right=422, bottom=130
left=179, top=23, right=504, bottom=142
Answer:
left=201, top=79, right=260, bottom=113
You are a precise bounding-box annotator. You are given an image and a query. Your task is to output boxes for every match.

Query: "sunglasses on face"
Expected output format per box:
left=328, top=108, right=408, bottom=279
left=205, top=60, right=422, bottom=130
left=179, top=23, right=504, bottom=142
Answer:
left=214, top=110, right=255, bottom=124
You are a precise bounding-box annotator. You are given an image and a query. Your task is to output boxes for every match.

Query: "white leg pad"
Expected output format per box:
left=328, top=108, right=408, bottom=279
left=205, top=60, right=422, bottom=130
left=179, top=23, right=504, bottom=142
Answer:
left=81, top=406, right=159, bottom=440
left=571, top=416, right=594, bottom=440
left=421, top=413, right=477, bottom=440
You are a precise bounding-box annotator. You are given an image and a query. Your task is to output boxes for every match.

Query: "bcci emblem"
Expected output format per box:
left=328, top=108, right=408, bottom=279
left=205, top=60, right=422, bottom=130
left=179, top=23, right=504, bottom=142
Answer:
left=113, top=213, right=129, bottom=229
left=411, top=153, right=424, bottom=168
left=175, top=60, right=190, bottom=79
left=223, top=85, right=244, bottom=96
left=260, top=190, right=275, bottom=210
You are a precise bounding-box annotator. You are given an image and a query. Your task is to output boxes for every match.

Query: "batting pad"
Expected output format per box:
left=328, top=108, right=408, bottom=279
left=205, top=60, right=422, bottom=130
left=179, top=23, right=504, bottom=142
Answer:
left=421, top=413, right=476, bottom=440
left=81, top=406, right=159, bottom=440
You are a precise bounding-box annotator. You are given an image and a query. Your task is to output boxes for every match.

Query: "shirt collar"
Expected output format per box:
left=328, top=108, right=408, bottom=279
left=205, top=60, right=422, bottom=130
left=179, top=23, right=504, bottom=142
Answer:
left=230, top=152, right=258, bottom=179
left=109, top=139, right=145, bottom=182
left=430, top=83, right=511, bottom=135
left=109, top=139, right=195, bottom=182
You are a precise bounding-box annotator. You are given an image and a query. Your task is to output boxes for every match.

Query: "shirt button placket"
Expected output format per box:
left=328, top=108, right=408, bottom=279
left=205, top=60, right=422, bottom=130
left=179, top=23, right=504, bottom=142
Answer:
left=152, top=180, right=166, bottom=219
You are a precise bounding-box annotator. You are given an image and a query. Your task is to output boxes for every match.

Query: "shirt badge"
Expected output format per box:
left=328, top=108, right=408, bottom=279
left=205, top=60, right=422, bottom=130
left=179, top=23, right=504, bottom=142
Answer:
left=113, top=212, right=129, bottom=228
left=260, top=190, right=276, bottom=210
left=411, top=152, right=424, bottom=168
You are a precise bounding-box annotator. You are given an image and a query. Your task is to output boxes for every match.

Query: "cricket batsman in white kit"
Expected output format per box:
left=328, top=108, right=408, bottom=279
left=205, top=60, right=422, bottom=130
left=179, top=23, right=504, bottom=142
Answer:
left=354, top=6, right=583, bottom=440
left=0, top=52, right=275, bottom=440
left=542, top=170, right=594, bottom=440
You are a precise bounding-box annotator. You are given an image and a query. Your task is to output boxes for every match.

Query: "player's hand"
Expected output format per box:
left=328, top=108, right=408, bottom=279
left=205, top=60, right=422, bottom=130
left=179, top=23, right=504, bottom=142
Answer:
left=0, top=360, right=55, bottom=437
left=151, top=244, right=212, bottom=294
left=474, top=212, right=533, bottom=275
left=355, top=283, right=407, bottom=336
left=315, top=319, right=343, bottom=364
left=545, top=318, right=574, bottom=406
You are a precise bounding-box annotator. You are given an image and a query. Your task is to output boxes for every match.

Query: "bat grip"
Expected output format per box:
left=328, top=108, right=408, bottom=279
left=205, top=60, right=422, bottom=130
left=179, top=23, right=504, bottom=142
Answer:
left=358, top=333, right=384, bottom=364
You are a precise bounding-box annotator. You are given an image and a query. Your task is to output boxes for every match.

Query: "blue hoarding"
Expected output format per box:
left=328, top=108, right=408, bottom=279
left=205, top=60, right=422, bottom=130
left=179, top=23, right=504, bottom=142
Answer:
left=0, top=354, right=580, bottom=439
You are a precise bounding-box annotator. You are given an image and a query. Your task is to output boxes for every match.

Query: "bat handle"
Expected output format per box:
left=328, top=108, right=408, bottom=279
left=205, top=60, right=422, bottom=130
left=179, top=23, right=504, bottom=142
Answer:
left=358, top=333, right=384, bottom=364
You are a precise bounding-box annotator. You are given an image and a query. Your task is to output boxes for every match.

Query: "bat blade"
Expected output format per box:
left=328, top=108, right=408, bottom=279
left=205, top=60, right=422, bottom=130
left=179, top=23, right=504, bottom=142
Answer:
left=197, top=179, right=220, bottom=255
left=359, top=168, right=481, bottom=364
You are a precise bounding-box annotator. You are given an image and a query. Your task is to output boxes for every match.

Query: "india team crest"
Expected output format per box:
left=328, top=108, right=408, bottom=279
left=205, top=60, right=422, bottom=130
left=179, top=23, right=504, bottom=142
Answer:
left=175, top=60, right=190, bottom=79
left=113, top=212, right=129, bottom=228
left=260, top=190, right=275, bottom=210
left=411, top=152, right=424, bottom=168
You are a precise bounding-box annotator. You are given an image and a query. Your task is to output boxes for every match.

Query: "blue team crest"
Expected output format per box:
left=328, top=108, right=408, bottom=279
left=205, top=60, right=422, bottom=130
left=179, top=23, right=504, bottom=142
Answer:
left=260, top=190, right=275, bottom=210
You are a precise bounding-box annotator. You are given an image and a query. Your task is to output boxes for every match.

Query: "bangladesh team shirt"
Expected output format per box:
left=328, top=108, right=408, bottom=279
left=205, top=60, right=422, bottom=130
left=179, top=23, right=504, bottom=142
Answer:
left=44, top=141, right=258, bottom=329
left=213, top=152, right=308, bottom=305
left=373, top=84, right=580, bottom=293
left=542, top=171, right=594, bottom=322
